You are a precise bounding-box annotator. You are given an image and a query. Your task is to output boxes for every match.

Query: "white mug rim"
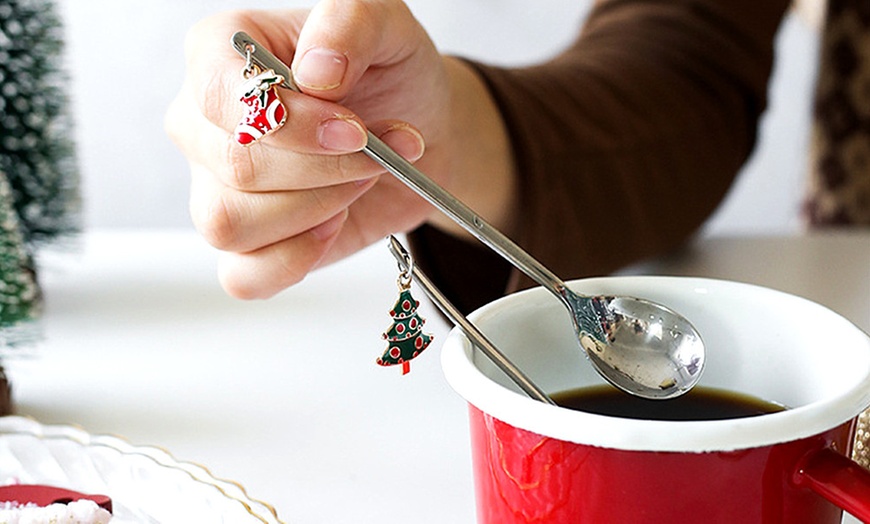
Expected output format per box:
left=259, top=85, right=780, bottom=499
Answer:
left=441, top=276, right=870, bottom=452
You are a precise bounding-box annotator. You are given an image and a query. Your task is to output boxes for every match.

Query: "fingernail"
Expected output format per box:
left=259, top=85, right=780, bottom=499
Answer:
left=318, top=117, right=367, bottom=152
left=380, top=123, right=426, bottom=162
left=355, top=176, right=377, bottom=188
left=294, top=47, right=348, bottom=91
left=310, top=209, right=348, bottom=241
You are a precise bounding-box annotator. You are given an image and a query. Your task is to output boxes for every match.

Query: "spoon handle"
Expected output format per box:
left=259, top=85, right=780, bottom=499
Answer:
left=231, top=31, right=570, bottom=304
left=388, top=236, right=555, bottom=405
left=365, top=134, right=568, bottom=295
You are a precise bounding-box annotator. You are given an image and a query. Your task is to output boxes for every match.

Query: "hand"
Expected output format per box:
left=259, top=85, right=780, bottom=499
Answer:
left=166, top=0, right=515, bottom=299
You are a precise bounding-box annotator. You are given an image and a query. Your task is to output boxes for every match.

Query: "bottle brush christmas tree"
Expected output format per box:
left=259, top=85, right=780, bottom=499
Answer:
left=0, top=0, right=80, bottom=414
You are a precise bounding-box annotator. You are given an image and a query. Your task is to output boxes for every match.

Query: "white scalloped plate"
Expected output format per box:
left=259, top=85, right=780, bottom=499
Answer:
left=0, top=416, right=283, bottom=523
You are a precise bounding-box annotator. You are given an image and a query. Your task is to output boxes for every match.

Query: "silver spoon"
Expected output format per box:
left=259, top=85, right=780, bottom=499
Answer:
left=387, top=235, right=555, bottom=405
left=232, top=32, right=705, bottom=399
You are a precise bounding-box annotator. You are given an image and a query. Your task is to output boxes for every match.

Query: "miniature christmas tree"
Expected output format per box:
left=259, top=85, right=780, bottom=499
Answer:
left=377, top=288, right=433, bottom=375
left=0, top=0, right=79, bottom=243
left=0, top=175, right=39, bottom=335
left=0, top=0, right=79, bottom=414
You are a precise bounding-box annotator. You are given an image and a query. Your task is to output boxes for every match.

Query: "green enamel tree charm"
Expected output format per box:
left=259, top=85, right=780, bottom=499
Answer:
left=378, top=277, right=433, bottom=375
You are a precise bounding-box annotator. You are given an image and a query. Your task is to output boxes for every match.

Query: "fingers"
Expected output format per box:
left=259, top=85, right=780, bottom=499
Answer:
left=189, top=162, right=377, bottom=253
left=213, top=172, right=433, bottom=300
left=166, top=1, right=447, bottom=299
left=166, top=5, right=428, bottom=192
left=292, top=0, right=424, bottom=101
left=174, top=9, right=365, bottom=159
left=179, top=46, right=370, bottom=156
left=217, top=208, right=350, bottom=299
left=180, top=10, right=301, bottom=136
left=224, top=120, right=424, bottom=191
left=178, top=2, right=427, bottom=143
left=186, top=120, right=422, bottom=254
left=173, top=98, right=424, bottom=193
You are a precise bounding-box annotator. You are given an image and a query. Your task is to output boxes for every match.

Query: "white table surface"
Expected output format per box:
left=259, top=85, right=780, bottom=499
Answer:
left=4, top=228, right=869, bottom=524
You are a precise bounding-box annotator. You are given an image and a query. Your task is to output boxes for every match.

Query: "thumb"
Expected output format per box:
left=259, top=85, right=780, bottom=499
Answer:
left=290, top=0, right=427, bottom=101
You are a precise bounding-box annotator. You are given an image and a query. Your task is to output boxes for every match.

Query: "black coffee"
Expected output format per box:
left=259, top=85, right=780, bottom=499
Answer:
left=550, top=385, right=787, bottom=421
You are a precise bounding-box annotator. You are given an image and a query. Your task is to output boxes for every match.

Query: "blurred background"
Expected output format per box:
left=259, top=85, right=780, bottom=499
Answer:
left=58, top=0, right=820, bottom=237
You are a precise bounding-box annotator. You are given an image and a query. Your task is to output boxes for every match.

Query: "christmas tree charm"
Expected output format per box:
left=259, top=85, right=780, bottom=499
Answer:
left=234, top=54, right=287, bottom=146
left=378, top=264, right=433, bottom=375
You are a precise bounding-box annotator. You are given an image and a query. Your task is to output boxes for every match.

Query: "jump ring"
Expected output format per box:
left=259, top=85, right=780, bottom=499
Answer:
left=243, top=43, right=258, bottom=78
left=397, top=252, right=414, bottom=290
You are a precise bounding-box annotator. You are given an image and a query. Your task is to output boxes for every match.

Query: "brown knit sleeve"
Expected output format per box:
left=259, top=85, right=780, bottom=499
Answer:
left=408, top=0, right=790, bottom=313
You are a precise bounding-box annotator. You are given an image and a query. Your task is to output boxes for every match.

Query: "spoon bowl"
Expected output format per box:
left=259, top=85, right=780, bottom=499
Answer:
left=573, top=293, right=704, bottom=398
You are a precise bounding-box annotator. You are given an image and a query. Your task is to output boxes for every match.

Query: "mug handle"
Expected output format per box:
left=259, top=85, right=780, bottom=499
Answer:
left=794, top=447, right=870, bottom=520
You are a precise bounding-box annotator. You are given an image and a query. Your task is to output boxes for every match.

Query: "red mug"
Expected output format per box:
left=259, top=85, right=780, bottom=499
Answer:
left=441, top=277, right=870, bottom=523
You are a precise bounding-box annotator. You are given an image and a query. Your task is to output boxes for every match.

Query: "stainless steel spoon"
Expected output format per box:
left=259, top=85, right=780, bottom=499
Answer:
left=232, top=32, right=706, bottom=399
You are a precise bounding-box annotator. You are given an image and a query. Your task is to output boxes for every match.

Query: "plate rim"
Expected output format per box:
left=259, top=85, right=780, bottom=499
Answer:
left=0, top=415, right=284, bottom=524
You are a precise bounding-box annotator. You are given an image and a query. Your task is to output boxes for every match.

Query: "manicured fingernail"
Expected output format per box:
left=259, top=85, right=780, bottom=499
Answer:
left=380, top=123, right=425, bottom=162
left=294, top=47, right=348, bottom=91
left=310, top=209, right=348, bottom=240
left=318, top=117, right=367, bottom=152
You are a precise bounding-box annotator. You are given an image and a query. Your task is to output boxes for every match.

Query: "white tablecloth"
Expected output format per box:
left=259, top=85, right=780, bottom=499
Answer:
left=4, top=229, right=868, bottom=523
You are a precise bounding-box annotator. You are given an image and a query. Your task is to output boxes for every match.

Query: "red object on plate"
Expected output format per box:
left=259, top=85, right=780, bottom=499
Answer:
left=0, top=484, right=112, bottom=513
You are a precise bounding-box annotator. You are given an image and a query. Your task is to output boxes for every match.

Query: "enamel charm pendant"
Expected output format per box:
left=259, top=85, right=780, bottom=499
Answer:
left=234, top=61, right=287, bottom=146
left=378, top=257, right=433, bottom=375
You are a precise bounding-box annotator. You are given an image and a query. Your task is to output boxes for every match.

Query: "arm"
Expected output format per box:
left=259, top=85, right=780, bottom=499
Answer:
left=410, top=0, right=791, bottom=312
left=167, top=0, right=788, bottom=307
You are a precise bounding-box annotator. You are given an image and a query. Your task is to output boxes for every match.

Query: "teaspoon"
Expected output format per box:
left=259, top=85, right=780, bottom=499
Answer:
left=232, top=32, right=706, bottom=399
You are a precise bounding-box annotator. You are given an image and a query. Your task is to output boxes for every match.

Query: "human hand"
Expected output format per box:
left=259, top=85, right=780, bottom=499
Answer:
left=167, top=0, right=516, bottom=299
left=166, top=0, right=453, bottom=298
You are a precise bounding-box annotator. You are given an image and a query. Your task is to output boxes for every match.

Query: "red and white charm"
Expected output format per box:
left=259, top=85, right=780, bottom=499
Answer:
left=234, top=69, right=287, bottom=146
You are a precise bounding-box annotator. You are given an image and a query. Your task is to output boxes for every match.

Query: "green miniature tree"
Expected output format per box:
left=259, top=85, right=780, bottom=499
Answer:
left=0, top=175, right=39, bottom=337
left=0, top=0, right=79, bottom=243
left=0, top=0, right=79, bottom=413
left=377, top=288, right=433, bottom=375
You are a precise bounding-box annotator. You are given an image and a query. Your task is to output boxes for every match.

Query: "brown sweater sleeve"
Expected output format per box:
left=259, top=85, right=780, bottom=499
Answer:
left=408, top=0, right=790, bottom=314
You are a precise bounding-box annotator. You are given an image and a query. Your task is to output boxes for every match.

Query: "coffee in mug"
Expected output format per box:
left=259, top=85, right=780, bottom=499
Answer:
left=551, top=384, right=786, bottom=421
